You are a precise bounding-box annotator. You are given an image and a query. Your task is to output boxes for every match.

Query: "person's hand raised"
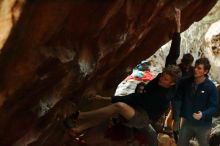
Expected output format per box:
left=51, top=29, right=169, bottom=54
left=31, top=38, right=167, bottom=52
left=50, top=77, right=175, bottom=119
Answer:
left=174, top=8, right=181, bottom=32
left=175, top=8, right=181, bottom=25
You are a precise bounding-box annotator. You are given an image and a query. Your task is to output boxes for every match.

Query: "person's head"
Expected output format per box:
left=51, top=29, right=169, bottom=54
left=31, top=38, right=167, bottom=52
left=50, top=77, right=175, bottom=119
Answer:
left=194, top=57, right=211, bottom=78
left=159, top=65, right=182, bottom=88
left=135, top=82, right=145, bottom=93
left=180, top=53, right=194, bottom=71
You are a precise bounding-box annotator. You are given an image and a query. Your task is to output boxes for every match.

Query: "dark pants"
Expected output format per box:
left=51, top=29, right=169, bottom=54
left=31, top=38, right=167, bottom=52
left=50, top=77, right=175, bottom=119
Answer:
left=171, top=100, right=181, bottom=121
left=137, top=124, right=158, bottom=146
left=177, top=120, right=211, bottom=146
left=123, top=109, right=158, bottom=146
left=209, top=134, right=220, bottom=146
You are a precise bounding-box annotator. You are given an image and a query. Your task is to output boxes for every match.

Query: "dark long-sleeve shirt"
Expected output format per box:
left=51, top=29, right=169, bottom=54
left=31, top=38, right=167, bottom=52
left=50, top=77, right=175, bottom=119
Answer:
left=111, top=74, right=175, bottom=121
left=178, top=76, right=219, bottom=126
left=165, top=32, right=181, bottom=67
left=165, top=32, right=193, bottom=79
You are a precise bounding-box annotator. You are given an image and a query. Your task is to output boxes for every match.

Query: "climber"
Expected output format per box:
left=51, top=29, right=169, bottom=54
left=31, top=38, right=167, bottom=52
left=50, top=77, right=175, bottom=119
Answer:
left=63, top=65, right=181, bottom=144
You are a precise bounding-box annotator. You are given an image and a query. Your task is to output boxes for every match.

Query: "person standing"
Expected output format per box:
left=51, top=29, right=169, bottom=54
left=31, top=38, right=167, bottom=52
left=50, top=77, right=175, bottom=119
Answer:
left=177, top=58, right=219, bottom=146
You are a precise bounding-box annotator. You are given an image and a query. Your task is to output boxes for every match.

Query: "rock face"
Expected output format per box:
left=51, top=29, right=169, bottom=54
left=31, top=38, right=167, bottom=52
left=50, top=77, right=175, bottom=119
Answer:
left=205, top=19, right=220, bottom=83
left=0, top=0, right=24, bottom=49
left=0, top=1, right=218, bottom=146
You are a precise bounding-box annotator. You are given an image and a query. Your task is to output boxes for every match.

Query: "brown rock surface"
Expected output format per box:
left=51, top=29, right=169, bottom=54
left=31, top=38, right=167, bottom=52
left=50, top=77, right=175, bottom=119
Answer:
left=0, top=1, right=217, bottom=146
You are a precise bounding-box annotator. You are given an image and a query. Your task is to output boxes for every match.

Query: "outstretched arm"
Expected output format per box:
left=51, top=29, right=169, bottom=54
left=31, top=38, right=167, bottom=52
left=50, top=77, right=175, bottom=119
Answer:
left=89, top=95, right=112, bottom=104
left=175, top=8, right=181, bottom=33
left=165, top=8, right=181, bottom=67
left=90, top=94, right=137, bottom=105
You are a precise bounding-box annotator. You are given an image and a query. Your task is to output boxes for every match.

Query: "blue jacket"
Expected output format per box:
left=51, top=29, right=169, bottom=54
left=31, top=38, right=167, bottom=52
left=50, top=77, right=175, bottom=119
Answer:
left=178, top=76, right=219, bottom=126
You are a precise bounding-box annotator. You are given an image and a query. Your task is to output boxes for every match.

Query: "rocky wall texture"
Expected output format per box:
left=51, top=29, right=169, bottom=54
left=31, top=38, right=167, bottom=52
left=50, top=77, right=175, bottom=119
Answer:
left=0, top=0, right=218, bottom=146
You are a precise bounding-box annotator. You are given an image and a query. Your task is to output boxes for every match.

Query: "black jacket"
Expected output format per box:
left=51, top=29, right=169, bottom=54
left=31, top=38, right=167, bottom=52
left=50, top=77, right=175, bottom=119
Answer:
left=112, top=74, right=175, bottom=121
left=165, top=32, right=181, bottom=67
